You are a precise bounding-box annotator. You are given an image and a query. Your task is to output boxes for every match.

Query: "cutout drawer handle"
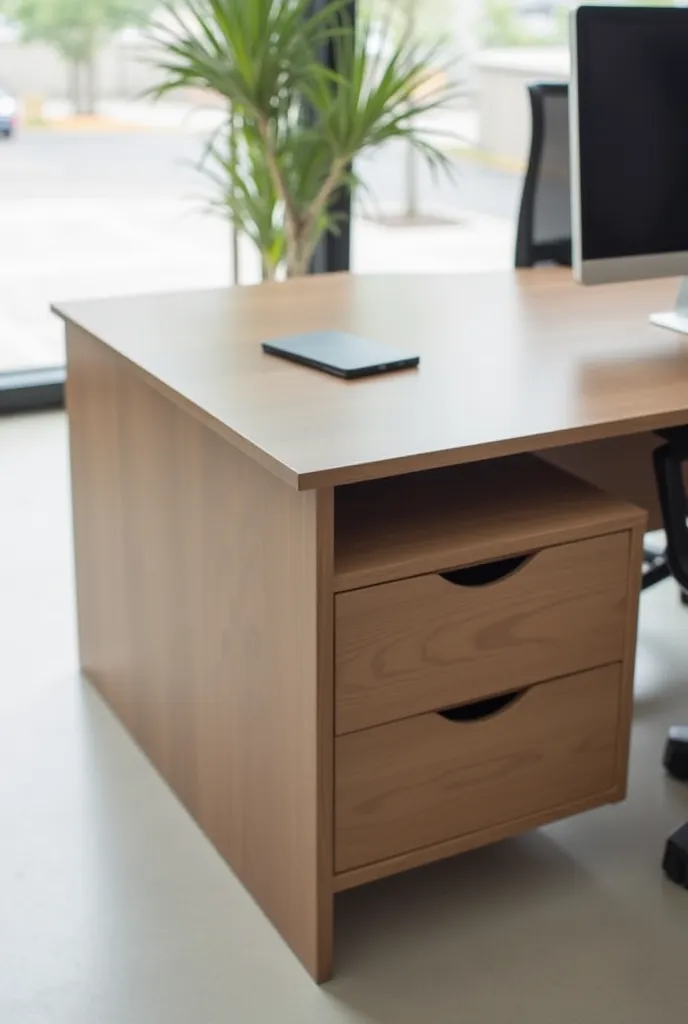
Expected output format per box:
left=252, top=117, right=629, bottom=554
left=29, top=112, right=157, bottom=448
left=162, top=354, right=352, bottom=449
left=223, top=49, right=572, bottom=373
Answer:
left=439, top=554, right=533, bottom=588
left=437, top=689, right=525, bottom=723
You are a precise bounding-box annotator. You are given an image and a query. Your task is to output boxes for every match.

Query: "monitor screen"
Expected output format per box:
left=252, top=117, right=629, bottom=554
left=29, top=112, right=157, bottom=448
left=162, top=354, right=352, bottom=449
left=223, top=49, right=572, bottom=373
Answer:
left=574, top=6, right=688, bottom=271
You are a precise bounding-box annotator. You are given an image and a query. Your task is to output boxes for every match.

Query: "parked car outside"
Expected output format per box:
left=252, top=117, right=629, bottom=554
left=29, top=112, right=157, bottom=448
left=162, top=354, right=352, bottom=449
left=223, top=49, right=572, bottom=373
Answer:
left=0, top=85, right=17, bottom=137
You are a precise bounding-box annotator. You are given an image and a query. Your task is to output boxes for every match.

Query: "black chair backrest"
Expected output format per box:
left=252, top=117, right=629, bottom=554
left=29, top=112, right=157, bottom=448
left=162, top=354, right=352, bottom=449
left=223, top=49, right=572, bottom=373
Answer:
left=515, top=82, right=572, bottom=268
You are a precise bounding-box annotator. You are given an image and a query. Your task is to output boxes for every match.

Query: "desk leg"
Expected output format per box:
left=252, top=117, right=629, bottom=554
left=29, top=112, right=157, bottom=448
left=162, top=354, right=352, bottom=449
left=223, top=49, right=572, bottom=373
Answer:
left=66, top=326, right=335, bottom=981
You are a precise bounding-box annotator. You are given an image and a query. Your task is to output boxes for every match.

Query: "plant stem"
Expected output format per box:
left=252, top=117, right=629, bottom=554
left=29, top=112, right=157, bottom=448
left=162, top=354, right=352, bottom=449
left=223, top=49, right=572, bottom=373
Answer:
left=286, top=246, right=312, bottom=276
left=285, top=154, right=349, bottom=275
left=229, top=108, right=241, bottom=285
left=257, top=117, right=301, bottom=270
left=262, top=258, right=277, bottom=280
left=303, top=155, right=349, bottom=241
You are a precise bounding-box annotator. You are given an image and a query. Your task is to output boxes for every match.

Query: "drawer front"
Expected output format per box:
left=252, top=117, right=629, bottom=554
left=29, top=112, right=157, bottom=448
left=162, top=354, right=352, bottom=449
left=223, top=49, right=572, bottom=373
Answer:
left=335, top=531, right=630, bottom=734
left=335, top=664, right=622, bottom=873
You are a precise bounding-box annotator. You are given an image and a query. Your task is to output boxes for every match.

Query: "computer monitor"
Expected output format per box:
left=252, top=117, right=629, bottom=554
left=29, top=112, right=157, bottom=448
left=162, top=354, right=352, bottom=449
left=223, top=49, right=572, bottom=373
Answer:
left=570, top=4, right=688, bottom=332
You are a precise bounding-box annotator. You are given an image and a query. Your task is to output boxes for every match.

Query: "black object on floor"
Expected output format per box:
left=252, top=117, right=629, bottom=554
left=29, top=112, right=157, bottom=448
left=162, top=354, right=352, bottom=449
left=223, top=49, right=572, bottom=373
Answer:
left=663, top=823, right=688, bottom=889
left=664, top=727, right=688, bottom=782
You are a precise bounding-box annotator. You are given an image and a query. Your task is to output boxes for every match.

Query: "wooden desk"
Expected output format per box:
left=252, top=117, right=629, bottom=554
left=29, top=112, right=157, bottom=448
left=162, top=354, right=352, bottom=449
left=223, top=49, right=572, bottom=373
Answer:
left=55, top=270, right=688, bottom=981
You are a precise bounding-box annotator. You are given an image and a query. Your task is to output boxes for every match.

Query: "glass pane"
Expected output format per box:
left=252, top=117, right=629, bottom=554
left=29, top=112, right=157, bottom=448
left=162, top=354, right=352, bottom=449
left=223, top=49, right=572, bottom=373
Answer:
left=0, top=14, right=243, bottom=376
left=351, top=0, right=569, bottom=274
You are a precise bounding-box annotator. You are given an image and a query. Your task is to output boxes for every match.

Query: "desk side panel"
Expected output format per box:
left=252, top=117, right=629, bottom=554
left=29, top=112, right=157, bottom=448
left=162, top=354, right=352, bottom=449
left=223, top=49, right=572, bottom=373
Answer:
left=66, top=325, right=334, bottom=981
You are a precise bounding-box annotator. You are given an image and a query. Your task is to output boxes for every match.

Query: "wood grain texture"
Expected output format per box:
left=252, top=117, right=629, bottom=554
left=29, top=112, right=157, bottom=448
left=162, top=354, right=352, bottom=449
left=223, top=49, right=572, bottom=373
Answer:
left=315, top=487, right=335, bottom=981
left=334, top=454, right=645, bottom=592
left=615, top=524, right=646, bottom=795
left=66, top=325, right=335, bottom=981
left=333, top=784, right=621, bottom=892
left=335, top=664, right=623, bottom=873
left=543, top=434, right=675, bottom=531
left=336, top=532, right=631, bottom=734
left=55, top=270, right=688, bottom=490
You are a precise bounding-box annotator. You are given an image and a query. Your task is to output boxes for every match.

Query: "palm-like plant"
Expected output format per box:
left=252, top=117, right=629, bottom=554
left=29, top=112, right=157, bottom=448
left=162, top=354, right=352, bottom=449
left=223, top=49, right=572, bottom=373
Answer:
left=148, top=0, right=459, bottom=278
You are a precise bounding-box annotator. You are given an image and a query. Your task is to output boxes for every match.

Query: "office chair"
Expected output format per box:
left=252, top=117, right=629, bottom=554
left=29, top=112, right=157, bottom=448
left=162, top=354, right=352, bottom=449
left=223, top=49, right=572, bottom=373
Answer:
left=515, top=82, right=572, bottom=269
left=517, top=83, right=688, bottom=886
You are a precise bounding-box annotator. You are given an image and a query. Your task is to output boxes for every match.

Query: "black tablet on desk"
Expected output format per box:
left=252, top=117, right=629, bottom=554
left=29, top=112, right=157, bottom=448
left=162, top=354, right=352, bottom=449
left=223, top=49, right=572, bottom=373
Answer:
left=262, top=330, right=420, bottom=379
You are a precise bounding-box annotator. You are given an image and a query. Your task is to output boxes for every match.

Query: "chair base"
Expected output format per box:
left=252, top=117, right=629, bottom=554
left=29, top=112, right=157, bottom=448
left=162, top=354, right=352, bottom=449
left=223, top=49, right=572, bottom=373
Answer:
left=642, top=546, right=672, bottom=590
left=642, top=546, right=688, bottom=605
left=663, top=730, right=688, bottom=891
left=663, top=822, right=688, bottom=889
left=664, top=726, right=688, bottom=782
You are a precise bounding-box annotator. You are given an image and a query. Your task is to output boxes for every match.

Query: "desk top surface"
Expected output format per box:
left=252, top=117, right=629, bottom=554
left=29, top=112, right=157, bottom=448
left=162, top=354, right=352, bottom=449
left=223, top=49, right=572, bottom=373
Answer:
left=56, top=270, right=688, bottom=489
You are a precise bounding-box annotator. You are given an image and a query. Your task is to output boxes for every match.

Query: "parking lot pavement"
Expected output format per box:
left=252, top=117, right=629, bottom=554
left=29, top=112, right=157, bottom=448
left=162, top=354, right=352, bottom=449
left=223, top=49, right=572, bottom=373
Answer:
left=0, top=130, right=515, bottom=372
left=0, top=131, right=228, bottom=370
left=0, top=196, right=234, bottom=370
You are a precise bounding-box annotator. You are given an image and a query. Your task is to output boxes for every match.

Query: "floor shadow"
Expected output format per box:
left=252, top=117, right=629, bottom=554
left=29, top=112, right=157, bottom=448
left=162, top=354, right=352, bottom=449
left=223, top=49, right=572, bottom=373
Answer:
left=327, top=830, right=687, bottom=1024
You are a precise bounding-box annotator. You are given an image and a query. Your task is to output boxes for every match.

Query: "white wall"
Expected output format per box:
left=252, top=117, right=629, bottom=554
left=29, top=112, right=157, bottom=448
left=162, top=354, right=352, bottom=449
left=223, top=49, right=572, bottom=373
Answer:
left=474, top=47, right=569, bottom=166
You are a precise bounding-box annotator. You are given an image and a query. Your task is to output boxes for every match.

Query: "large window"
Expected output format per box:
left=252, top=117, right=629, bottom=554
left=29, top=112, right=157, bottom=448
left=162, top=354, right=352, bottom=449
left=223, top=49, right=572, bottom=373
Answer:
left=351, top=0, right=569, bottom=274
left=0, top=0, right=575, bottom=390
left=0, top=12, right=236, bottom=382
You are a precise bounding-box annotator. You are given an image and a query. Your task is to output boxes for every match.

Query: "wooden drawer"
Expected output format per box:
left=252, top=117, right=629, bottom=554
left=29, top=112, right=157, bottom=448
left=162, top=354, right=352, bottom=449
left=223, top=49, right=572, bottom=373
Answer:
left=335, top=531, right=630, bottom=735
left=335, top=664, right=623, bottom=873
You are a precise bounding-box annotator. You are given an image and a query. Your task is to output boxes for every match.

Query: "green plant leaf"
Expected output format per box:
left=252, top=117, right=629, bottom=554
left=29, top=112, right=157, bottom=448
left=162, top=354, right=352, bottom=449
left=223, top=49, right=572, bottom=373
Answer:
left=147, top=0, right=460, bottom=276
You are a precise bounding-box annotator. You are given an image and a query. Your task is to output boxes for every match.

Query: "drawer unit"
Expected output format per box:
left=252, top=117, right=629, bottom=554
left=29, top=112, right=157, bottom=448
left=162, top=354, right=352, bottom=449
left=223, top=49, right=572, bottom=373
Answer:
left=335, top=664, right=623, bottom=873
left=336, top=531, right=630, bottom=735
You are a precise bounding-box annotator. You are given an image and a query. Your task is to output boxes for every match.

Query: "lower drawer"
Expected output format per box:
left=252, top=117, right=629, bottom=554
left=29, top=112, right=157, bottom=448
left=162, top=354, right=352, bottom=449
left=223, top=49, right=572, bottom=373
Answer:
left=335, top=664, right=623, bottom=873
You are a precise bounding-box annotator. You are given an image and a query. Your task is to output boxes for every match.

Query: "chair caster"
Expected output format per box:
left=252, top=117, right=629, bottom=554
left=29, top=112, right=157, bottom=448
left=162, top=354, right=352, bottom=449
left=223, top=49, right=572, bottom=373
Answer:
left=663, top=726, right=688, bottom=781
left=663, top=822, right=688, bottom=889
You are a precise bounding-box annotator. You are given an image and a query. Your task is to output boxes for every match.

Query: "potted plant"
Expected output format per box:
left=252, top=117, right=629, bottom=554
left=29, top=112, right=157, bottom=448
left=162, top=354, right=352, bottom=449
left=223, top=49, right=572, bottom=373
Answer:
left=148, top=0, right=459, bottom=279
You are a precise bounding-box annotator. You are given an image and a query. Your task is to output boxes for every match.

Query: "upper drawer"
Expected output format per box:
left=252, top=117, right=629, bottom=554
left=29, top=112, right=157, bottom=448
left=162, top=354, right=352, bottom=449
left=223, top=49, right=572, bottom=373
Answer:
left=335, top=531, right=630, bottom=735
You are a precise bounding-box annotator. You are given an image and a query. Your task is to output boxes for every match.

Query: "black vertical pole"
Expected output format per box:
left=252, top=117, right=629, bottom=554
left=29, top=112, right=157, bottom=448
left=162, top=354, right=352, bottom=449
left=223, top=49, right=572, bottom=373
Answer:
left=309, top=0, right=355, bottom=274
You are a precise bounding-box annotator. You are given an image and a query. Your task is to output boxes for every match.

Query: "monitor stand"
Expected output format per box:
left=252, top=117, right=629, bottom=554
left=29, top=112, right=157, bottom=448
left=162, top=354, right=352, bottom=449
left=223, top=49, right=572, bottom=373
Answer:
left=650, top=277, right=688, bottom=334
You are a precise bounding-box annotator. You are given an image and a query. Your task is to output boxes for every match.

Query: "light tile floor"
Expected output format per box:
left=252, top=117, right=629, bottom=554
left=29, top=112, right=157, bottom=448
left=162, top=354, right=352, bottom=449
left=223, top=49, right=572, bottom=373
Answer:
left=1, top=410, right=688, bottom=1023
